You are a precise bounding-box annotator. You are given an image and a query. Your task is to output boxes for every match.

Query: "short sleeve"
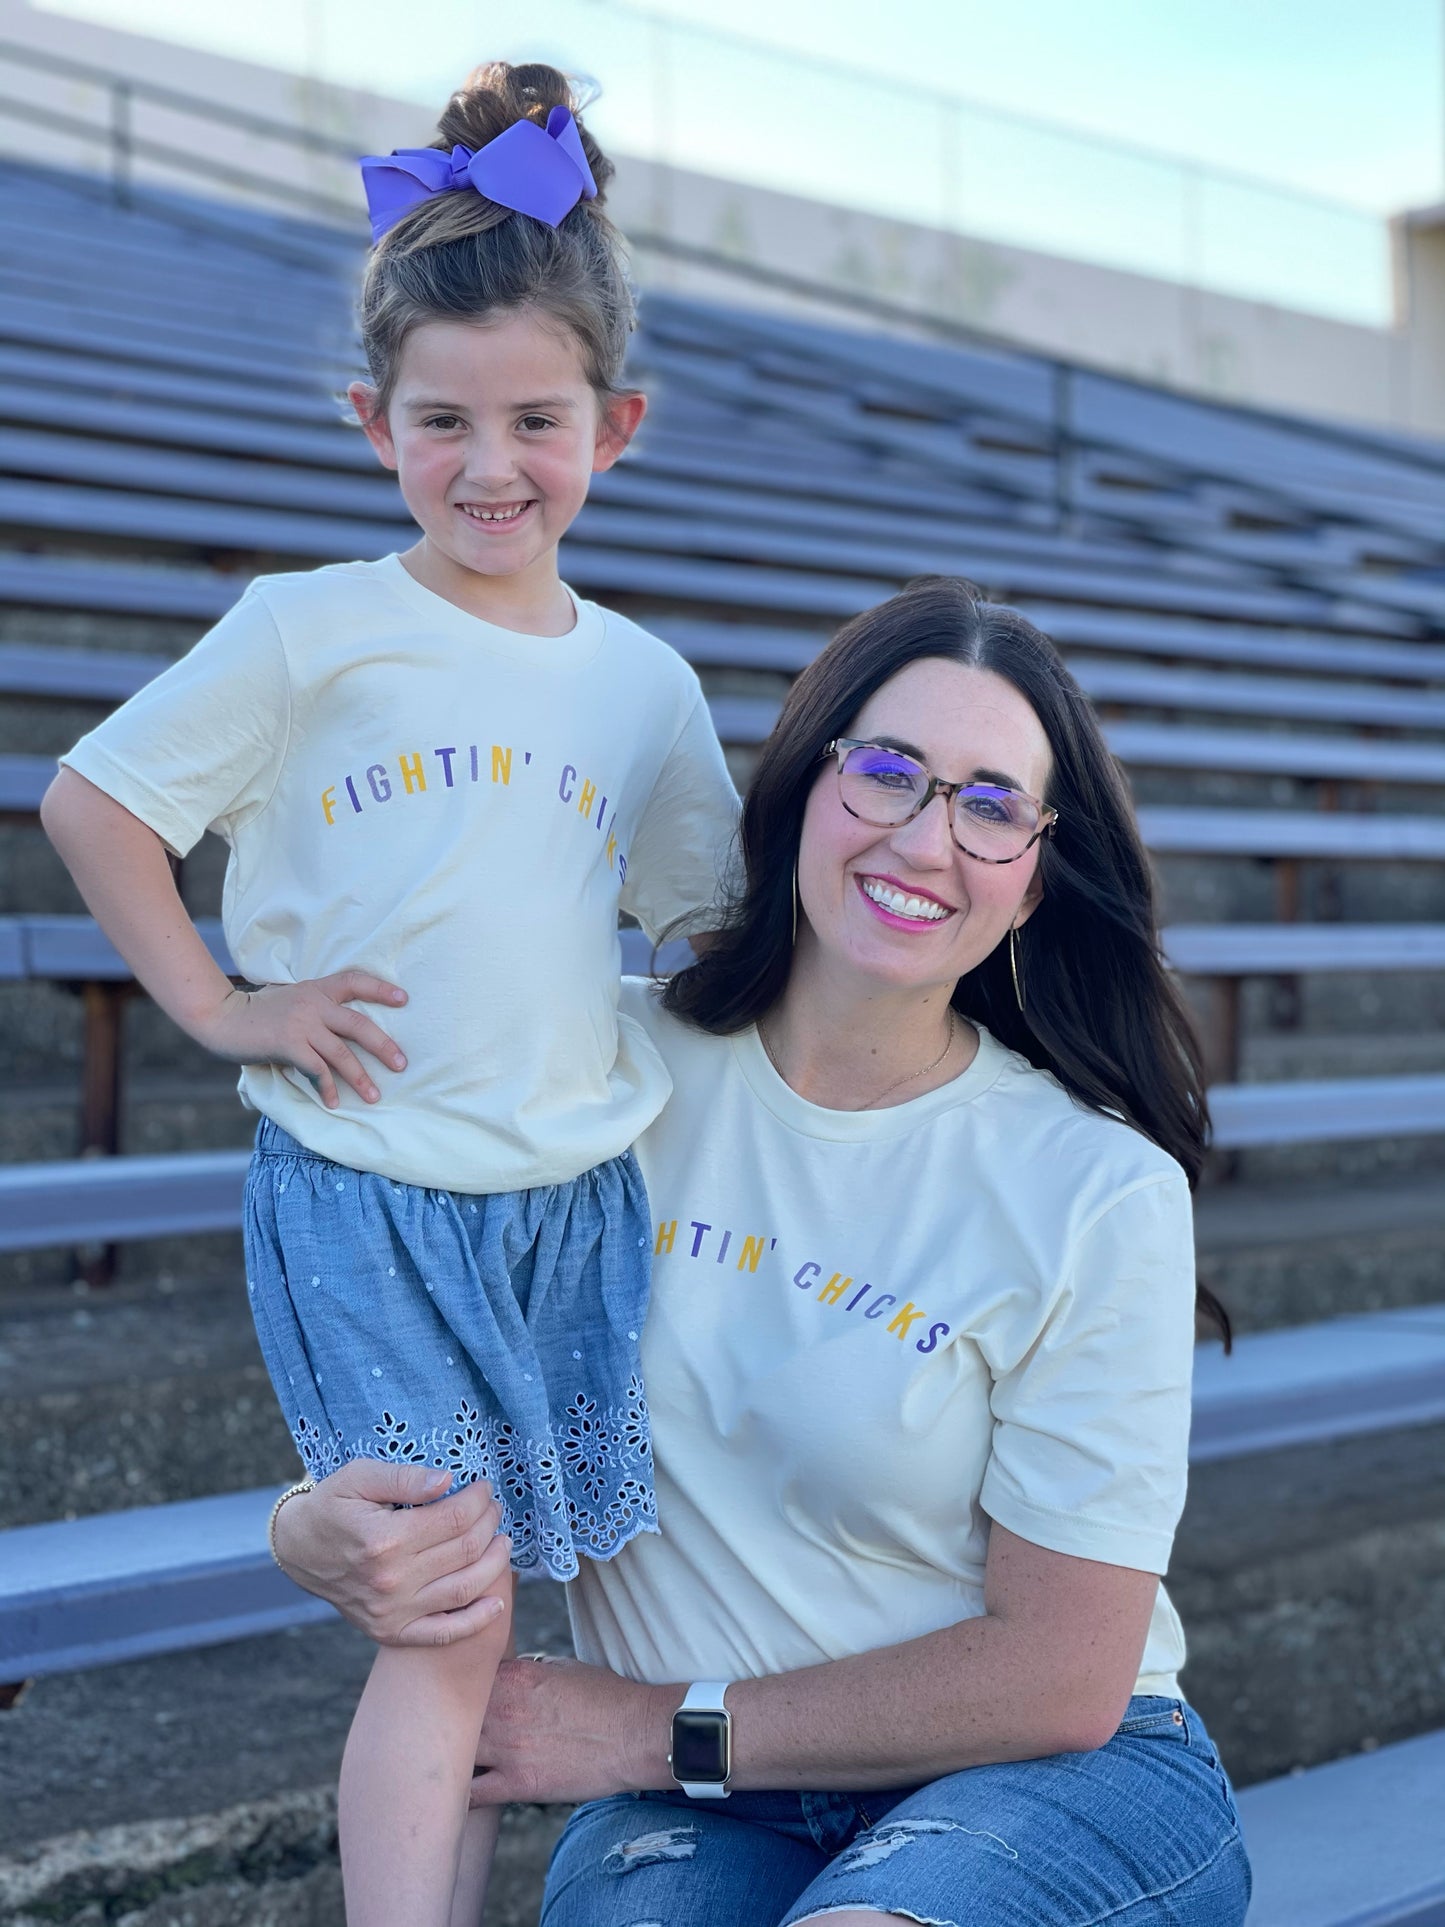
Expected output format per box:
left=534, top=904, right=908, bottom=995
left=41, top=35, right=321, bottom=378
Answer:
left=978, top=1175, right=1196, bottom=1575
left=621, top=693, right=740, bottom=942
left=59, top=588, right=290, bottom=858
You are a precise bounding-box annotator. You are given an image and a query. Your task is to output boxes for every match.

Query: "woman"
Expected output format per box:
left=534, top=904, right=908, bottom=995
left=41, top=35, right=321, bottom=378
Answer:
left=274, top=576, right=1251, bottom=1925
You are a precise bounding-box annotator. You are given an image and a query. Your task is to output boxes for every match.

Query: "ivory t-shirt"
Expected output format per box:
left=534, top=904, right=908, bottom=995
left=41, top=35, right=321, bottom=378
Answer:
left=60, top=556, right=739, bottom=1193
left=568, top=981, right=1197, bottom=1698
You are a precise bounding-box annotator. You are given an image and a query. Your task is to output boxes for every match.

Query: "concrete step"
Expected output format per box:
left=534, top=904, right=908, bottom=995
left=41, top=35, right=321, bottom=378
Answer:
left=0, top=1588, right=573, bottom=1926
left=1240, top=1029, right=1445, bottom=1082
left=1195, top=1173, right=1445, bottom=1332
left=0, top=1269, right=295, bottom=1528
left=1171, top=1418, right=1445, bottom=1787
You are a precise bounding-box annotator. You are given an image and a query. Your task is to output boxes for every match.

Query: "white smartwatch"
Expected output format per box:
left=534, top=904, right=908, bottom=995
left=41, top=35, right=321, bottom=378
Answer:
left=668, top=1679, right=733, bottom=1797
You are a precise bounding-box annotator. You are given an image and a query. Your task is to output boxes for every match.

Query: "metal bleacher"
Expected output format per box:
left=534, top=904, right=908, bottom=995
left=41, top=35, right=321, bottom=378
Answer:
left=1, top=115, right=1444, bottom=1922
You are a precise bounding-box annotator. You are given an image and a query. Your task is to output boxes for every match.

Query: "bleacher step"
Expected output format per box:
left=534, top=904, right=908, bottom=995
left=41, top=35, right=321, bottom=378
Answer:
left=0, top=1602, right=571, bottom=1927
left=1238, top=1726, right=1445, bottom=1926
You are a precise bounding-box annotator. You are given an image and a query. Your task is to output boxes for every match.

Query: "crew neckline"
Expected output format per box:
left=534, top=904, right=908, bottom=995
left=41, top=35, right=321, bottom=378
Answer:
left=374, top=553, right=606, bottom=667
left=730, top=1019, right=1010, bottom=1142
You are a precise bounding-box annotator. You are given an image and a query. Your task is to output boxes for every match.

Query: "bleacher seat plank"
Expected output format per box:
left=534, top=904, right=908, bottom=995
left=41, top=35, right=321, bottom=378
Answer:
left=1190, top=1307, right=1445, bottom=1462
left=4, top=912, right=1439, bottom=993
left=0, top=1149, right=250, bottom=1252
left=5, top=913, right=232, bottom=979
left=0, top=425, right=407, bottom=521
left=1209, top=1074, right=1445, bottom=1147
left=0, top=551, right=241, bottom=620
left=1103, top=721, right=1445, bottom=785
left=0, top=1488, right=334, bottom=1680
left=0, top=339, right=348, bottom=432
left=0, top=753, right=51, bottom=814
left=1162, top=923, right=1445, bottom=976
left=1136, top=807, right=1445, bottom=860
left=0, top=642, right=168, bottom=701
left=1065, top=656, right=1445, bottom=729
left=1025, top=605, right=1441, bottom=674
left=1238, top=1726, right=1445, bottom=1926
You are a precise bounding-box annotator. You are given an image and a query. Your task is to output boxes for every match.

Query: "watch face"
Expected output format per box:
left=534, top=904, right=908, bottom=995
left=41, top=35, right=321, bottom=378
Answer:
left=671, top=1710, right=730, bottom=1781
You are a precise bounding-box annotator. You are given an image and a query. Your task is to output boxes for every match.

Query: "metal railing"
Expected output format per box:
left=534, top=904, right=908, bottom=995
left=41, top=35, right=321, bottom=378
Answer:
left=0, top=35, right=364, bottom=229
left=553, top=0, right=1393, bottom=329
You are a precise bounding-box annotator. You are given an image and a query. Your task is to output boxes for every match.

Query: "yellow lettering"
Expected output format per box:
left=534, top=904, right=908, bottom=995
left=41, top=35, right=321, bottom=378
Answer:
left=398, top=751, right=426, bottom=794
left=606, top=828, right=619, bottom=868
left=321, top=786, right=337, bottom=825
left=654, top=1219, right=677, bottom=1256
left=736, top=1235, right=767, bottom=1274
left=886, top=1300, right=927, bottom=1340
left=491, top=745, right=512, bottom=785
left=577, top=778, right=597, bottom=818
left=816, top=1271, right=852, bottom=1305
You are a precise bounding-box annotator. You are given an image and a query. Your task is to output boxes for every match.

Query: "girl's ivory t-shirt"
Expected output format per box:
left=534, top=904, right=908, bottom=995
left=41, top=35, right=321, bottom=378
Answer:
left=567, top=980, right=1197, bottom=1699
left=59, top=556, right=739, bottom=1194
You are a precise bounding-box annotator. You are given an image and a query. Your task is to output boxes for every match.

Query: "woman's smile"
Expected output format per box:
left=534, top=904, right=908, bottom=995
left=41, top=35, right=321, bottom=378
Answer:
left=854, top=871, right=957, bottom=929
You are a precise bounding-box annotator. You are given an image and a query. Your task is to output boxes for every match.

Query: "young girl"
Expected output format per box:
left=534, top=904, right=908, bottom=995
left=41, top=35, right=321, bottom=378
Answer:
left=41, top=61, right=738, bottom=1927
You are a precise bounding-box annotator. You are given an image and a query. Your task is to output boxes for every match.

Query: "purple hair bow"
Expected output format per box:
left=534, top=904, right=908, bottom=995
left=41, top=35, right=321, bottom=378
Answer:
left=360, top=106, right=598, bottom=243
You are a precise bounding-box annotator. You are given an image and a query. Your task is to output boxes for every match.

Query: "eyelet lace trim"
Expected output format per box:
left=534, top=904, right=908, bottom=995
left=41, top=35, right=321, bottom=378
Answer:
left=290, top=1374, right=657, bottom=1578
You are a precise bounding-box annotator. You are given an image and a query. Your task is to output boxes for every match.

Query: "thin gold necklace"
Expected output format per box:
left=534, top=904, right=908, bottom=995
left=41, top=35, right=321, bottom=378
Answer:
left=759, top=1010, right=958, bottom=1111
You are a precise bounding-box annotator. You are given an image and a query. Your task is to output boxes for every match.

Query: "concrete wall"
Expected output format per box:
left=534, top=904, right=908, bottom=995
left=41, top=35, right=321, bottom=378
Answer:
left=1394, top=204, right=1445, bottom=436
left=0, top=0, right=1439, bottom=439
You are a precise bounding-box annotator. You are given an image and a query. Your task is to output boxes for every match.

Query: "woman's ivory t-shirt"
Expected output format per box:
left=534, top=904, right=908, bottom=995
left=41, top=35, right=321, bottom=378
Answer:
left=567, top=980, right=1197, bottom=1698
left=59, top=557, right=739, bottom=1194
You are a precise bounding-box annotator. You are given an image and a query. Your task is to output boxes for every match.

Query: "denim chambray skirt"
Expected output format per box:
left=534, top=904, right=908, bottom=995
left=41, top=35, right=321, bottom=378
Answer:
left=242, top=1118, right=657, bottom=1579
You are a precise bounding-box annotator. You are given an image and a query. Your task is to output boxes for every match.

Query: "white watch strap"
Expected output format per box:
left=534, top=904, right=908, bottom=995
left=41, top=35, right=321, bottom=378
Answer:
left=680, top=1679, right=731, bottom=1714
left=674, top=1679, right=733, bottom=1797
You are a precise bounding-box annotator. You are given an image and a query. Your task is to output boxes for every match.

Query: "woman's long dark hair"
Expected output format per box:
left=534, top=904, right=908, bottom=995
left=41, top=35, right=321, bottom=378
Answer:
left=665, top=575, right=1230, bottom=1346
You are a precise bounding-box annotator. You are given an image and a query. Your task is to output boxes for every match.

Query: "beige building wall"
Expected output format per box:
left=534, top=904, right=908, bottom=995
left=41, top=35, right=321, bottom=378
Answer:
left=0, top=0, right=1439, bottom=439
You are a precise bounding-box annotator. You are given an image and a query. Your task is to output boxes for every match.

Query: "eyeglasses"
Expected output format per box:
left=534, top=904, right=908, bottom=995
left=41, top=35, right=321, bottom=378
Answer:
left=826, top=737, right=1059, bottom=864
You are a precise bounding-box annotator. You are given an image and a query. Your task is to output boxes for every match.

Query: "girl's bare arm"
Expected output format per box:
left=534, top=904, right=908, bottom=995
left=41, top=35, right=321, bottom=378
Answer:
left=42, top=768, right=408, bottom=1107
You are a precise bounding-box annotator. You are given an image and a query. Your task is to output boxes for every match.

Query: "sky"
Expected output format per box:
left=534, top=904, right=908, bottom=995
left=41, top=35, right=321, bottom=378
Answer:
left=29, top=0, right=1445, bottom=323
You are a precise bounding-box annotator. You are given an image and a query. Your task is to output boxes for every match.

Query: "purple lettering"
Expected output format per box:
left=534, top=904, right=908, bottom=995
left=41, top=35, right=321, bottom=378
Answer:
left=434, top=747, right=457, bottom=787
left=715, top=1229, right=732, bottom=1264
left=559, top=764, right=576, bottom=804
left=864, top=1293, right=897, bottom=1321
left=366, top=763, right=392, bottom=803
left=470, top=745, right=479, bottom=782
left=688, top=1220, right=711, bottom=1258
left=344, top=775, right=362, bottom=814
left=793, top=1262, right=822, bottom=1289
left=844, top=1282, right=872, bottom=1312
left=916, top=1321, right=952, bottom=1355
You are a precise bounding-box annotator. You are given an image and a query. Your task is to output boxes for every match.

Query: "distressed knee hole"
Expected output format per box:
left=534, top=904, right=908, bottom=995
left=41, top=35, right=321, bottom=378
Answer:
left=602, top=1825, right=700, bottom=1876
left=832, top=1816, right=1017, bottom=1874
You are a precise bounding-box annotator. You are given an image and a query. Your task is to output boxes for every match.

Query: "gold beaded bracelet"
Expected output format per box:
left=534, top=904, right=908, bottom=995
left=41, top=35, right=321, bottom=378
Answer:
left=266, top=1479, right=315, bottom=1568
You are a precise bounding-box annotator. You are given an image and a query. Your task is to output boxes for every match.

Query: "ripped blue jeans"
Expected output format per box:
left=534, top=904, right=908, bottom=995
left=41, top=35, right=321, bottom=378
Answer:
left=541, top=1696, right=1251, bottom=1927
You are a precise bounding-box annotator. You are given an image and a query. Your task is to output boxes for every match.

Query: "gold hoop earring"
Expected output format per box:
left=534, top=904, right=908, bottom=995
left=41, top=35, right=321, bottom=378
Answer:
left=1009, top=925, right=1024, bottom=1011
left=791, top=864, right=799, bottom=946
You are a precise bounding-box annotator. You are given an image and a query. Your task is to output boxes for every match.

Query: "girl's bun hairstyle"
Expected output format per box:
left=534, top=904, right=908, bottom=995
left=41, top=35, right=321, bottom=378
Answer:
left=358, top=60, right=634, bottom=414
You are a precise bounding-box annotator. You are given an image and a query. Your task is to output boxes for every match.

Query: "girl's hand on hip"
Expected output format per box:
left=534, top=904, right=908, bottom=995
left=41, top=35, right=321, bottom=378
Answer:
left=271, top=1460, right=512, bottom=1645
left=471, top=1656, right=675, bottom=1808
left=191, top=970, right=408, bottom=1107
